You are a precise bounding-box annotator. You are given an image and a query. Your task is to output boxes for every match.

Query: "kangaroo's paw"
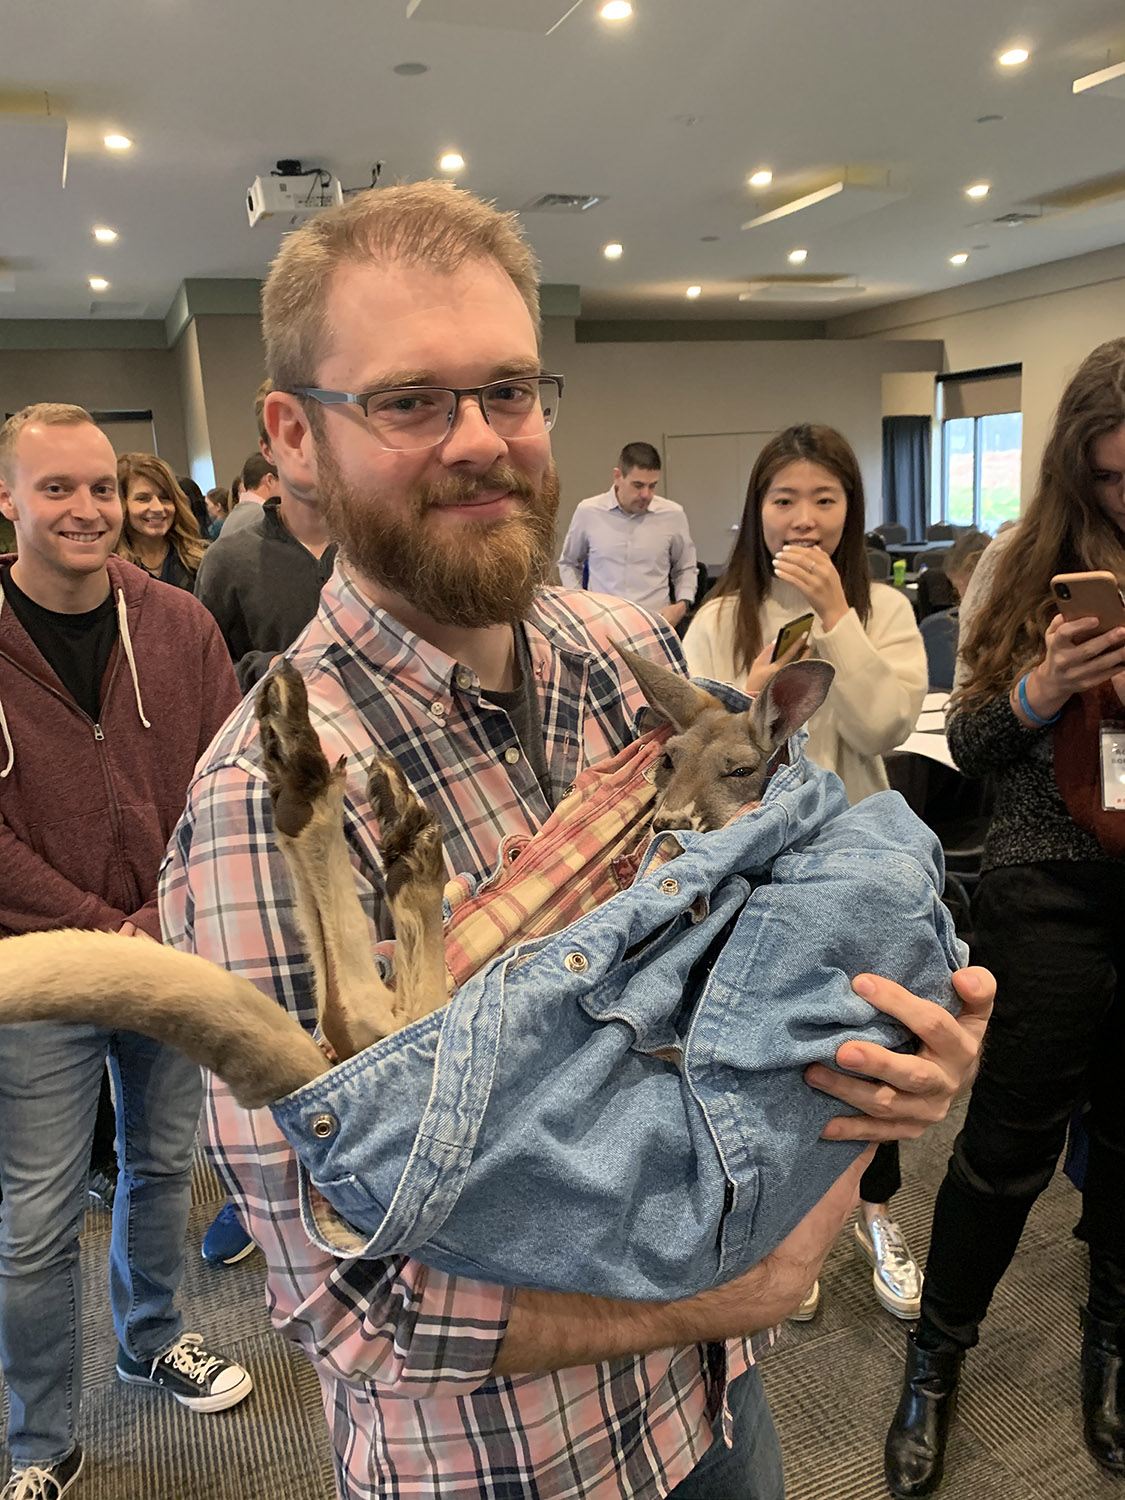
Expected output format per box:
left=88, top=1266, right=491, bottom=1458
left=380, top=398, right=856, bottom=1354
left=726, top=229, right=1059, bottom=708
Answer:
left=367, top=753, right=445, bottom=901
left=257, top=663, right=345, bottom=838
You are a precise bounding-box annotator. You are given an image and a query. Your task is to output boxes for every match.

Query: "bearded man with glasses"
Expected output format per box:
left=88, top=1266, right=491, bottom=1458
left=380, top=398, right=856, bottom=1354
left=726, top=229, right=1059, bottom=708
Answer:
left=160, top=181, right=992, bottom=1500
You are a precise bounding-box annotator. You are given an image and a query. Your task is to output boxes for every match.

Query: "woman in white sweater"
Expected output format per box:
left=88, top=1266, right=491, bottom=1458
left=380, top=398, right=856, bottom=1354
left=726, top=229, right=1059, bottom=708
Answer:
left=685, top=423, right=929, bottom=1326
left=684, top=423, right=926, bottom=806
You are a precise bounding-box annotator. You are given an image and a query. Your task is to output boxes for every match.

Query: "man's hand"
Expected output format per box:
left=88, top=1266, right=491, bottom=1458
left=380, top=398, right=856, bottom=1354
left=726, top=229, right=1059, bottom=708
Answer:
left=117, top=920, right=157, bottom=942
left=658, top=601, right=688, bottom=629
left=805, top=966, right=994, bottom=1141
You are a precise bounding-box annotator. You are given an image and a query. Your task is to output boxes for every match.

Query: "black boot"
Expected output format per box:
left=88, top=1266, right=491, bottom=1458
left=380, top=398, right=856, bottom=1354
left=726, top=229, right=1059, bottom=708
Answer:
left=1080, top=1309, right=1125, bottom=1477
left=884, top=1333, right=964, bottom=1498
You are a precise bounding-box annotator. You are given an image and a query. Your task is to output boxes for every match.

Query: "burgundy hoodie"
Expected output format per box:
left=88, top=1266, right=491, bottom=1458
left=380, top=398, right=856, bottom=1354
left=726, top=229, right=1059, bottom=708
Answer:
left=0, top=555, right=240, bottom=939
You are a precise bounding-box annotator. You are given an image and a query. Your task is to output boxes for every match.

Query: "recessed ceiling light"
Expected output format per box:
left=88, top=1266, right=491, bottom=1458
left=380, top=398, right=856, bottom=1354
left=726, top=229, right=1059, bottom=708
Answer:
left=949, top=253, right=969, bottom=266
left=93, top=226, right=118, bottom=242
left=438, top=152, right=464, bottom=172
left=392, top=61, right=429, bottom=76
left=600, top=1, right=632, bottom=19
left=89, top=277, right=110, bottom=291
left=965, top=183, right=990, bottom=199
left=999, top=47, right=1029, bottom=67
left=685, top=285, right=702, bottom=299
left=603, top=242, right=624, bottom=259
left=103, top=134, right=132, bottom=151
left=748, top=169, right=773, bottom=188
left=788, top=248, right=808, bottom=264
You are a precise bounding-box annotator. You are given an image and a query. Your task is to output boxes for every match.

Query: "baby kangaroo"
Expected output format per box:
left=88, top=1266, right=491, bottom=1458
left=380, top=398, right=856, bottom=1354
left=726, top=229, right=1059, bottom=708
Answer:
left=0, top=652, right=832, bottom=1109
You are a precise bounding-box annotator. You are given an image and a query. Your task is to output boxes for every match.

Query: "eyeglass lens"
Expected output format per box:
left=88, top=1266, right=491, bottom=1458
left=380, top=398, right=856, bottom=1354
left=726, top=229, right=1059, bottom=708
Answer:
left=363, top=377, right=560, bottom=451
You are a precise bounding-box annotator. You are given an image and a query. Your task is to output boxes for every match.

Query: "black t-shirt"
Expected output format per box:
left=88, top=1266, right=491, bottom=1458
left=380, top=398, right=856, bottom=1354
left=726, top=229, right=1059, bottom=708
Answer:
left=483, top=625, right=553, bottom=806
left=1, top=569, right=118, bottom=723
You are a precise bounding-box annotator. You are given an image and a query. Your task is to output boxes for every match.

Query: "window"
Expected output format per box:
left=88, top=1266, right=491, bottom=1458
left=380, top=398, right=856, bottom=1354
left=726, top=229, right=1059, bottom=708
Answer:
left=935, top=366, right=1022, bottom=531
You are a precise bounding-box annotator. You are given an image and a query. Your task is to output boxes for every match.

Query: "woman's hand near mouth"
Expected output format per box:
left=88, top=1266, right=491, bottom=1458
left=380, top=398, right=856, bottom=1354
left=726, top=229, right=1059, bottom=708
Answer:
left=773, top=540, right=849, bottom=632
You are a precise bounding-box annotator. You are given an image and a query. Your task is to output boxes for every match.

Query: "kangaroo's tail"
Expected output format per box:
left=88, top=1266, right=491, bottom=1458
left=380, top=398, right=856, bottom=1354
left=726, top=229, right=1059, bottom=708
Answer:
left=0, top=930, right=328, bottom=1108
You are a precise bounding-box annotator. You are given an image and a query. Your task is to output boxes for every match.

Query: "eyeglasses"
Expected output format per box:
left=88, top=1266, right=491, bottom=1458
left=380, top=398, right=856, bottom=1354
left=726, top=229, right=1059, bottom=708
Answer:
left=287, top=374, right=564, bottom=453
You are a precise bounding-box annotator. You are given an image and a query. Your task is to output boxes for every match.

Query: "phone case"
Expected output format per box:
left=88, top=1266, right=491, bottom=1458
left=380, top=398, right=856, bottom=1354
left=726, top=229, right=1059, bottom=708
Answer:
left=771, top=612, right=814, bottom=662
left=1050, top=571, right=1125, bottom=633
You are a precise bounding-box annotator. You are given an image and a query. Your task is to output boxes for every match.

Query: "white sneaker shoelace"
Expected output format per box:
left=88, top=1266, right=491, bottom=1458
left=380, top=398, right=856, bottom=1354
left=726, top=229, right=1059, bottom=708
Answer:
left=3, top=1467, right=67, bottom=1500
left=160, top=1333, right=224, bottom=1387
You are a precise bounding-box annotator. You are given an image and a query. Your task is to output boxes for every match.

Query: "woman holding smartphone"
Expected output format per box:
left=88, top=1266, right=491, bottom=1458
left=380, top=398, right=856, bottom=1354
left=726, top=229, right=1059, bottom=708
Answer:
left=684, top=424, right=927, bottom=1324
left=683, top=423, right=926, bottom=804
left=885, top=339, right=1125, bottom=1496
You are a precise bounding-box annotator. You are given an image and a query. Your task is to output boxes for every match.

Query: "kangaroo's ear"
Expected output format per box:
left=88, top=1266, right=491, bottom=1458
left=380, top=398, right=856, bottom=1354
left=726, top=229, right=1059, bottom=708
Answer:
left=611, top=640, right=724, bottom=733
left=751, top=659, right=835, bottom=750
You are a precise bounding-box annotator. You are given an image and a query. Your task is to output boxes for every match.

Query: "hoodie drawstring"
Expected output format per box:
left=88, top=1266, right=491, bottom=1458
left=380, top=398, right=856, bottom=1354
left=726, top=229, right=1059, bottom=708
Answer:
left=0, top=594, right=13, bottom=778
left=115, top=588, right=151, bottom=730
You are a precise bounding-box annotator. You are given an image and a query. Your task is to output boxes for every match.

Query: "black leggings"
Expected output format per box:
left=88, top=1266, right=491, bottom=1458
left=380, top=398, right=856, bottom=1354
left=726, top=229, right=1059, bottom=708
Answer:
left=919, top=861, right=1125, bottom=1351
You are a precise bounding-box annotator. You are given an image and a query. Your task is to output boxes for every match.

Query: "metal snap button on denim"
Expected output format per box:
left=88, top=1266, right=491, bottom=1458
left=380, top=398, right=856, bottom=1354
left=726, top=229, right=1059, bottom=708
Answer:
left=311, top=1113, right=338, bottom=1139
left=564, top=952, right=589, bottom=973
left=659, top=877, right=680, bottom=896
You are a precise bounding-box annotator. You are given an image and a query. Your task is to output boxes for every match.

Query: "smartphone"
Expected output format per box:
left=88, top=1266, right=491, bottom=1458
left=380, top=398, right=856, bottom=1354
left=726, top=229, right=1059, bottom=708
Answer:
left=1050, top=571, right=1125, bottom=636
left=771, top=611, right=815, bottom=663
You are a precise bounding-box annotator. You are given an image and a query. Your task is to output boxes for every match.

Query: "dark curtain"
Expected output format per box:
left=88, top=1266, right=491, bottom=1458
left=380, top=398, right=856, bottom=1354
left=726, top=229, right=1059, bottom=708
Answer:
left=882, top=415, right=931, bottom=540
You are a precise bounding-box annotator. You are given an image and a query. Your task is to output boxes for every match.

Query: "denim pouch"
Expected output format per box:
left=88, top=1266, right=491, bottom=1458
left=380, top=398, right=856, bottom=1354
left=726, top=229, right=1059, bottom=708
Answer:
left=271, top=739, right=967, bottom=1300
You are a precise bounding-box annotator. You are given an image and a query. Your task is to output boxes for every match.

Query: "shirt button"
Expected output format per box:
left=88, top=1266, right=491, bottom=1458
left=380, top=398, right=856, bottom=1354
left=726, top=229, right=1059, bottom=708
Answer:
left=504, top=747, right=521, bottom=764
left=564, top=952, right=589, bottom=973
left=429, top=701, right=445, bottom=720
left=659, top=877, right=680, bottom=896
left=310, top=1113, right=338, bottom=1139
left=455, top=670, right=473, bottom=690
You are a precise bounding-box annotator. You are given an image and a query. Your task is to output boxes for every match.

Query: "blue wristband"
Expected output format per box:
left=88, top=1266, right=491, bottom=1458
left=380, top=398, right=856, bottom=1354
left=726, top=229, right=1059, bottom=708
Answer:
left=1017, top=672, right=1061, bottom=727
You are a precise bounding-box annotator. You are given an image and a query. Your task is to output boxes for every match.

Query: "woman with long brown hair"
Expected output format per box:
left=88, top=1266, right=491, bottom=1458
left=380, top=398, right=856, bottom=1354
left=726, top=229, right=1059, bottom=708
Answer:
left=885, top=339, right=1125, bottom=1495
left=115, top=452, right=206, bottom=590
left=684, top=423, right=926, bottom=805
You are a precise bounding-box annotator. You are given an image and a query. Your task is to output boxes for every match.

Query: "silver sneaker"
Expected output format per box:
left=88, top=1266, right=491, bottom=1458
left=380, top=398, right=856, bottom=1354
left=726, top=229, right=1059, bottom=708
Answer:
left=854, top=1215, right=922, bottom=1319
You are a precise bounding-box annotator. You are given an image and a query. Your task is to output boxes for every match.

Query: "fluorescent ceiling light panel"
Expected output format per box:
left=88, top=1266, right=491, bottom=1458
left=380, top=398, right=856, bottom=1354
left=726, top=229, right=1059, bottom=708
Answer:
left=739, top=280, right=864, bottom=301
left=1072, top=59, right=1125, bottom=100
left=0, top=116, right=69, bottom=189
left=742, top=180, right=904, bottom=231
left=406, top=0, right=585, bottom=31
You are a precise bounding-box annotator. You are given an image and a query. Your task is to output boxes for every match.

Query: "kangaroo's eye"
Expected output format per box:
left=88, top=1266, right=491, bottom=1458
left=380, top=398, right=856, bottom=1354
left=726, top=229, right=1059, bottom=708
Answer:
left=725, top=766, right=755, bottom=778
left=660, top=753, right=674, bottom=772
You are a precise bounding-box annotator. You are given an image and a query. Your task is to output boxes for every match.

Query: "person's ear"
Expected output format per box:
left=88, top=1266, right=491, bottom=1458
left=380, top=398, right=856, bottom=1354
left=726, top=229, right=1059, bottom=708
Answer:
left=265, top=392, right=319, bottom=490
left=612, top=467, right=623, bottom=488
left=0, top=474, right=17, bottom=525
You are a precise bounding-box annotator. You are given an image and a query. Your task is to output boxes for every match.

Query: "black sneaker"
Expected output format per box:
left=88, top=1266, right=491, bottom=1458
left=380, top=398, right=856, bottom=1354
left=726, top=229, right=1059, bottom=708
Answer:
left=116, top=1333, right=253, bottom=1412
left=1, top=1443, right=84, bottom=1499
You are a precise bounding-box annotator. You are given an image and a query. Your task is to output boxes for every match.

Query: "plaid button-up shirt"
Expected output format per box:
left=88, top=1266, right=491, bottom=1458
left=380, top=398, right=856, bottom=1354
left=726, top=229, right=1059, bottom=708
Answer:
left=160, top=566, right=766, bottom=1500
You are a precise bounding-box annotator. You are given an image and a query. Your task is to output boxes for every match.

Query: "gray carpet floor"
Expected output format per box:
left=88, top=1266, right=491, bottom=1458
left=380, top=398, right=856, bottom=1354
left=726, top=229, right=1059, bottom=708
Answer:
left=1, top=1105, right=1118, bottom=1499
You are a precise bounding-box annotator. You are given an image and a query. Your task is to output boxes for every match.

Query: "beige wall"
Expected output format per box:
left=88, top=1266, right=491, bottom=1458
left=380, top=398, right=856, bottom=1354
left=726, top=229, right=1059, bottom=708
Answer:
left=882, top=370, right=936, bottom=417
left=832, top=247, right=1125, bottom=506
left=191, top=314, right=266, bottom=490
left=0, top=347, right=189, bottom=474
left=542, top=319, right=943, bottom=553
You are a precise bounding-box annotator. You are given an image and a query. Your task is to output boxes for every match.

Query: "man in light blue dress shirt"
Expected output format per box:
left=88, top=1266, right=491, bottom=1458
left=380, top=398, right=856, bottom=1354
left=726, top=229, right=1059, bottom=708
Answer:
left=557, top=441, right=698, bottom=628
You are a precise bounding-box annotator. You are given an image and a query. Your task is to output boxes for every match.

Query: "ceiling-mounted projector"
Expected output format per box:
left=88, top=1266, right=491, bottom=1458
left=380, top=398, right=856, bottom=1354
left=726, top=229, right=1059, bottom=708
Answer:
left=247, top=173, right=343, bottom=228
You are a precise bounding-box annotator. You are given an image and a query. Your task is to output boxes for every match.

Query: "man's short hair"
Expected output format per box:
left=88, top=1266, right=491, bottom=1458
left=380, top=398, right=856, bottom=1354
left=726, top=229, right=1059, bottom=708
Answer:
left=240, top=452, right=278, bottom=492
left=618, top=442, right=662, bottom=475
left=261, top=181, right=541, bottom=398
left=0, top=403, right=98, bottom=483
left=254, top=378, right=272, bottom=448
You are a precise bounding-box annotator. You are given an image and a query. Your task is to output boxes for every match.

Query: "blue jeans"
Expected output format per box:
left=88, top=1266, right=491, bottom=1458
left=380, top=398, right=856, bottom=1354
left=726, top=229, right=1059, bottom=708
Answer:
left=0, top=1021, right=202, bottom=1466
left=666, top=1368, right=785, bottom=1499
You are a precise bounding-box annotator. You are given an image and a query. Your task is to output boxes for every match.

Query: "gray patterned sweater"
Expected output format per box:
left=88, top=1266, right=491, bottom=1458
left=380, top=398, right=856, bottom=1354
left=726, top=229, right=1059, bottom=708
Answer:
left=946, top=527, right=1118, bottom=870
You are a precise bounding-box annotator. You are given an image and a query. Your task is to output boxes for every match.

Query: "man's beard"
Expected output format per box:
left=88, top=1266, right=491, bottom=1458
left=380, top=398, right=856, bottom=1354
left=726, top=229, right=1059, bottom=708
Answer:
left=316, top=443, right=560, bottom=628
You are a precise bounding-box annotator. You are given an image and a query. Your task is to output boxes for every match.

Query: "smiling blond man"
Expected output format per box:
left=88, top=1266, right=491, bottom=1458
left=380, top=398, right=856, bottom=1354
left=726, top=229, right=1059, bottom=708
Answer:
left=0, top=404, right=251, bottom=1500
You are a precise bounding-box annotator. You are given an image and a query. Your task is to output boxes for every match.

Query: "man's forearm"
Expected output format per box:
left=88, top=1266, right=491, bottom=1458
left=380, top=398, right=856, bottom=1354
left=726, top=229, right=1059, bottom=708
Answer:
left=492, top=1148, right=872, bottom=1376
